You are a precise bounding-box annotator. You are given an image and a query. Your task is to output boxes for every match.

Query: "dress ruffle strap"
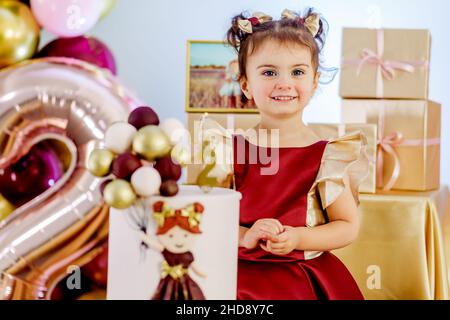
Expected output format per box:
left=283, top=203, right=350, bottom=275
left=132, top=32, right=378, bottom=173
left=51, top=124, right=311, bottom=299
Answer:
left=314, top=130, right=370, bottom=209
left=302, top=131, right=369, bottom=260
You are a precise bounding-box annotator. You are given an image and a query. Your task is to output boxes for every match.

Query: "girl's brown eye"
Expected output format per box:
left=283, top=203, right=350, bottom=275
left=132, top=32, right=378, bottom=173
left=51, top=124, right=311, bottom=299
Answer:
left=184, top=234, right=188, bottom=238
left=169, top=234, right=173, bottom=238
left=293, top=69, right=305, bottom=76
left=262, top=70, right=276, bottom=77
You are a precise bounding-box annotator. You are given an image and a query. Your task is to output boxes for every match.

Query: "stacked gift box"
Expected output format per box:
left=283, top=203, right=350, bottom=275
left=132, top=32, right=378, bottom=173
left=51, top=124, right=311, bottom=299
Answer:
left=339, top=27, right=440, bottom=192
left=333, top=27, right=450, bottom=300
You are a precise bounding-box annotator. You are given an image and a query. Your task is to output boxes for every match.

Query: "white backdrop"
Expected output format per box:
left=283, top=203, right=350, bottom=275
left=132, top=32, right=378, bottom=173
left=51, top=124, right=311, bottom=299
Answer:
left=41, top=0, right=450, bottom=186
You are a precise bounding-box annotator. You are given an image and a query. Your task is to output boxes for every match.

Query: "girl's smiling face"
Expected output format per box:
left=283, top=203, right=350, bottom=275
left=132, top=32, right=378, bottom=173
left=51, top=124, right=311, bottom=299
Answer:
left=240, top=41, right=320, bottom=118
left=157, top=225, right=198, bottom=254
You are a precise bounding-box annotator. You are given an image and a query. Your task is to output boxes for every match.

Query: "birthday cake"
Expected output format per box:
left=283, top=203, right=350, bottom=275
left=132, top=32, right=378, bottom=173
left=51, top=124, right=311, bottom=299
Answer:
left=107, top=185, right=240, bottom=300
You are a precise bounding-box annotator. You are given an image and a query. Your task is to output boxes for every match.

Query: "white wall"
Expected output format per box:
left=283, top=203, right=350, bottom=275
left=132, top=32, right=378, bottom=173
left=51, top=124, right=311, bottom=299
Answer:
left=41, top=0, right=450, bottom=186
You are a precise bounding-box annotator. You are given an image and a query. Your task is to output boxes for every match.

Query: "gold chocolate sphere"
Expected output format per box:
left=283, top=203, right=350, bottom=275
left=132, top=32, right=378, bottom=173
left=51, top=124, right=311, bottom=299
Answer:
left=132, top=125, right=171, bottom=161
left=87, top=149, right=115, bottom=177
left=103, top=179, right=136, bottom=209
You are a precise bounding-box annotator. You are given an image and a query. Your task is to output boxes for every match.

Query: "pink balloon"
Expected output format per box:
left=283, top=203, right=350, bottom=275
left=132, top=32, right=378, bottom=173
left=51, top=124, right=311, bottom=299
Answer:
left=30, top=0, right=101, bottom=37
left=38, top=36, right=117, bottom=74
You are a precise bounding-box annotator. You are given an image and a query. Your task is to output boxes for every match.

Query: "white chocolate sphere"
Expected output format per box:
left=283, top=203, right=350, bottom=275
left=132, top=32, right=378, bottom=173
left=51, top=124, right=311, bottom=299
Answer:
left=131, top=166, right=162, bottom=197
left=104, top=122, right=137, bottom=154
left=160, top=118, right=187, bottom=145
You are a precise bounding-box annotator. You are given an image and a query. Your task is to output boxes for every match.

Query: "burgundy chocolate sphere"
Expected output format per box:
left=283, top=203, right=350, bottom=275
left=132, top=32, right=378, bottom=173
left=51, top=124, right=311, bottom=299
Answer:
left=111, top=153, right=142, bottom=179
left=128, top=106, right=160, bottom=129
left=159, top=180, right=179, bottom=197
left=154, top=156, right=182, bottom=182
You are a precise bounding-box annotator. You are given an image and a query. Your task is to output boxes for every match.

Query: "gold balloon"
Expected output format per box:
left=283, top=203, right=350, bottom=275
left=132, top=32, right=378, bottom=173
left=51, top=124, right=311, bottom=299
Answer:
left=103, top=179, right=136, bottom=209
left=171, top=144, right=191, bottom=167
left=87, top=149, right=114, bottom=177
left=99, top=0, right=117, bottom=20
left=133, top=125, right=172, bottom=161
left=0, top=0, right=40, bottom=68
left=0, top=193, right=15, bottom=221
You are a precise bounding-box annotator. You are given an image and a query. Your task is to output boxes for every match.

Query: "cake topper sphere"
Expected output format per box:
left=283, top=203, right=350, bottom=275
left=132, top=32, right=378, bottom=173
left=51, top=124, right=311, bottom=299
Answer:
left=131, top=166, right=161, bottom=197
left=87, top=149, right=115, bottom=177
left=103, top=179, right=136, bottom=209
left=128, top=106, right=160, bottom=129
left=132, top=125, right=171, bottom=161
left=159, top=180, right=179, bottom=197
left=104, top=122, right=137, bottom=154
left=111, top=152, right=142, bottom=180
left=154, top=156, right=182, bottom=182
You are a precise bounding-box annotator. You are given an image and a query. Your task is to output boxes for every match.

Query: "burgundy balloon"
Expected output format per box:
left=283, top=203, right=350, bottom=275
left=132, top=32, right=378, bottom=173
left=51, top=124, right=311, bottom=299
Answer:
left=0, top=143, right=63, bottom=207
left=111, top=153, right=142, bottom=180
left=159, top=180, right=179, bottom=197
left=38, top=36, right=117, bottom=75
left=82, top=241, right=109, bottom=288
left=154, top=156, right=182, bottom=182
left=127, top=106, right=160, bottom=129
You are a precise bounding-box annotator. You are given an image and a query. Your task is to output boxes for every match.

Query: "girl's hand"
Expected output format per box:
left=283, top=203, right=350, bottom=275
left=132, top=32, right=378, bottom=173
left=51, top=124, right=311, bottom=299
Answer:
left=241, top=218, right=283, bottom=249
left=260, top=226, right=298, bottom=256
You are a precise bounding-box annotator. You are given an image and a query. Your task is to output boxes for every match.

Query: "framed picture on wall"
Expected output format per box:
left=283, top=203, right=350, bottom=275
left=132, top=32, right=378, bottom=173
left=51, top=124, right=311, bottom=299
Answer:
left=185, top=40, right=258, bottom=113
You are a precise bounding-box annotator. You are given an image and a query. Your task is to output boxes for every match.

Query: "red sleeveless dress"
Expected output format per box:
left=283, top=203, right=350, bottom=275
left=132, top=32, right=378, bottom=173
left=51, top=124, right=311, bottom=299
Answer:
left=233, top=135, right=364, bottom=300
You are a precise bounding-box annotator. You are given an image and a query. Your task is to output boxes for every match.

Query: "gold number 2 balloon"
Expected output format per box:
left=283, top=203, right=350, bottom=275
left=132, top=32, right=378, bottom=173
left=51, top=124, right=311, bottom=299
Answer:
left=0, top=57, right=143, bottom=272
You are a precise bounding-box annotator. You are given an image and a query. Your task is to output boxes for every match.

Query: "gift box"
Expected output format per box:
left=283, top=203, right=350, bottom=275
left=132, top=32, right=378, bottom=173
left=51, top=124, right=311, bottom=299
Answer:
left=308, top=123, right=377, bottom=194
left=333, top=186, right=450, bottom=300
left=186, top=113, right=260, bottom=185
left=340, top=28, right=431, bottom=99
left=341, top=99, right=441, bottom=191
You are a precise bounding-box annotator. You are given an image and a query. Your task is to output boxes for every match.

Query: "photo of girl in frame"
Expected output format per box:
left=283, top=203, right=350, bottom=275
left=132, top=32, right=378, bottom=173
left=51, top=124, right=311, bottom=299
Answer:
left=186, top=40, right=257, bottom=113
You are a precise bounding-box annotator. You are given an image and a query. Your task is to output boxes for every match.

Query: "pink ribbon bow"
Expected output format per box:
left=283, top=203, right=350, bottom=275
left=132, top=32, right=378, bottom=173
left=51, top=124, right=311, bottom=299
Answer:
left=376, top=104, right=440, bottom=191
left=344, top=29, right=429, bottom=98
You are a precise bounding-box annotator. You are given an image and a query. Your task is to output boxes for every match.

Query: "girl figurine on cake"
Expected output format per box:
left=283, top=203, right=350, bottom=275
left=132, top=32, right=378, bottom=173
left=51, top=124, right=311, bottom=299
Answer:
left=198, top=8, right=370, bottom=299
left=140, top=201, right=207, bottom=300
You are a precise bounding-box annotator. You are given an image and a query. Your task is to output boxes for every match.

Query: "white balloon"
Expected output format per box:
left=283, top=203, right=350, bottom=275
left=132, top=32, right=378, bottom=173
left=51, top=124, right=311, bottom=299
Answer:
left=160, top=118, right=187, bottom=145
left=131, top=167, right=161, bottom=197
left=104, top=122, right=137, bottom=154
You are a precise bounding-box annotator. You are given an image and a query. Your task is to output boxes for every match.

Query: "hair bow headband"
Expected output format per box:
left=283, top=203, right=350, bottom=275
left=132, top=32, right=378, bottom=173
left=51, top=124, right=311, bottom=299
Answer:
left=281, top=9, right=320, bottom=37
left=237, top=12, right=273, bottom=34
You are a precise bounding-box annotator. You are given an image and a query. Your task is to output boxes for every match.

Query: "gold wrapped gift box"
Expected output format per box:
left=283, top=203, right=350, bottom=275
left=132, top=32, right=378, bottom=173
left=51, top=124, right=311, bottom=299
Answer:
left=333, top=186, right=450, bottom=300
left=342, top=99, right=441, bottom=191
left=308, top=123, right=377, bottom=194
left=186, top=113, right=260, bottom=184
left=340, top=28, right=430, bottom=99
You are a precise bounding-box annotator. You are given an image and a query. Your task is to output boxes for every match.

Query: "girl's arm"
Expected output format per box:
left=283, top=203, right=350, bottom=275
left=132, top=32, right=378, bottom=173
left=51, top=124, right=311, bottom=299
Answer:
left=264, top=177, right=360, bottom=255
left=139, top=231, right=164, bottom=252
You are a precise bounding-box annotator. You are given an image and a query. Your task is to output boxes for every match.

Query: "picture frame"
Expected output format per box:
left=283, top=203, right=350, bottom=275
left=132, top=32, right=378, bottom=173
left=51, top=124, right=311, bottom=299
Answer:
left=185, top=40, right=258, bottom=113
